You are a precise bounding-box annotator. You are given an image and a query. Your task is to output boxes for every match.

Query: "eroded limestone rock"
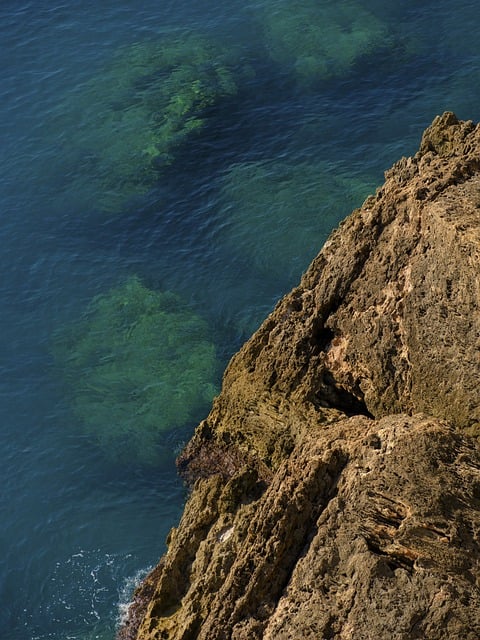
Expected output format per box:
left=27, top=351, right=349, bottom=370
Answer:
left=117, top=113, right=480, bottom=640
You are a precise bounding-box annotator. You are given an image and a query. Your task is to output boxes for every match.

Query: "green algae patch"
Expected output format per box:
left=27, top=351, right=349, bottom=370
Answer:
left=54, top=276, right=220, bottom=465
left=52, top=32, right=240, bottom=212
left=257, top=0, right=389, bottom=86
left=218, top=159, right=376, bottom=281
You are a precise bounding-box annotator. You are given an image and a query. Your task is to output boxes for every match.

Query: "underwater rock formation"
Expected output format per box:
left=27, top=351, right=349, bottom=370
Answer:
left=50, top=33, right=241, bottom=212
left=53, top=276, right=219, bottom=465
left=257, top=0, right=390, bottom=86
left=117, top=112, right=480, bottom=638
left=218, top=159, right=375, bottom=280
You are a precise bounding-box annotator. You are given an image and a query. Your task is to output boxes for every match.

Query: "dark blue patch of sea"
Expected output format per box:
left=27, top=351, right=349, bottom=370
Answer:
left=0, top=0, right=479, bottom=637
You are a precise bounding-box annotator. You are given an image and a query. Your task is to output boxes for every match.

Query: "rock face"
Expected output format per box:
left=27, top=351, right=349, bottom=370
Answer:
left=117, top=113, right=480, bottom=640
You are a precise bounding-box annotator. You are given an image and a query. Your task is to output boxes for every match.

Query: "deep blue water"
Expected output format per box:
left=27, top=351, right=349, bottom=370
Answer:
left=1, top=1, right=479, bottom=638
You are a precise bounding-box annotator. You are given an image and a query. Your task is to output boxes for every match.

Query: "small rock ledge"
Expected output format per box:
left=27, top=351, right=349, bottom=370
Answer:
left=118, top=113, right=480, bottom=640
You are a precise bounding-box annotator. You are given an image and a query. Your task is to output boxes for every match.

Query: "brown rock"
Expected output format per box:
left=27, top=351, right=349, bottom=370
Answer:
left=262, top=416, right=480, bottom=640
left=117, top=113, right=480, bottom=640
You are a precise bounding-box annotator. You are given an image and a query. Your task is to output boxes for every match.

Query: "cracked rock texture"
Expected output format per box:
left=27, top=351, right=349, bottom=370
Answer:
left=117, top=113, right=480, bottom=640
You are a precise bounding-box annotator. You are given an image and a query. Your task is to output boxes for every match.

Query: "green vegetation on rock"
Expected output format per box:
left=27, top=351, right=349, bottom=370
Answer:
left=53, top=33, right=240, bottom=212
left=218, top=159, right=376, bottom=280
left=257, top=0, right=389, bottom=85
left=54, top=276, right=219, bottom=464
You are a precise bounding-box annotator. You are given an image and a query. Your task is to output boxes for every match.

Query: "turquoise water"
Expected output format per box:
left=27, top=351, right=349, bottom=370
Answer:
left=1, top=1, right=479, bottom=638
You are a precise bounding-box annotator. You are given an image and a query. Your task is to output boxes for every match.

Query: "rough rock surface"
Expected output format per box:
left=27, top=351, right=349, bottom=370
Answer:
left=117, top=113, right=480, bottom=640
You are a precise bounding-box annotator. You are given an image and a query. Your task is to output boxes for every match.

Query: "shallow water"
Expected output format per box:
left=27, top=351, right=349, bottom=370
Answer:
left=1, top=1, right=479, bottom=638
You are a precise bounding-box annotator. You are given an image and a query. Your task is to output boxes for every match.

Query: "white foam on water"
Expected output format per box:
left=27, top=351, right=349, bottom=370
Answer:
left=116, top=566, right=153, bottom=629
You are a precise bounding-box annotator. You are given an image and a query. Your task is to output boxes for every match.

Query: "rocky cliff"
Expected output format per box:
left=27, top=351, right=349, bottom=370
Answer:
left=117, top=112, right=480, bottom=640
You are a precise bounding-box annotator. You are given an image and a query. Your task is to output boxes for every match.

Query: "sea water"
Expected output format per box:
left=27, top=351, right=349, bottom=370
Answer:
left=1, top=1, right=479, bottom=638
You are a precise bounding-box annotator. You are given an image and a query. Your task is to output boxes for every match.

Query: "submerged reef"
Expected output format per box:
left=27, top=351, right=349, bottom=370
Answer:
left=53, top=276, right=219, bottom=464
left=218, top=159, right=375, bottom=280
left=257, top=0, right=390, bottom=86
left=118, top=114, right=480, bottom=639
left=51, top=33, right=240, bottom=212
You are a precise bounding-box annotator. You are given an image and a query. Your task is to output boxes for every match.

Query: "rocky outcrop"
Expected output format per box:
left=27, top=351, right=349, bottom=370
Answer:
left=117, top=113, right=480, bottom=640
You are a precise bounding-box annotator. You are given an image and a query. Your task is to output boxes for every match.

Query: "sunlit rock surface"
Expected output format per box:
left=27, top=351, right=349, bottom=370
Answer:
left=118, top=113, right=480, bottom=639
